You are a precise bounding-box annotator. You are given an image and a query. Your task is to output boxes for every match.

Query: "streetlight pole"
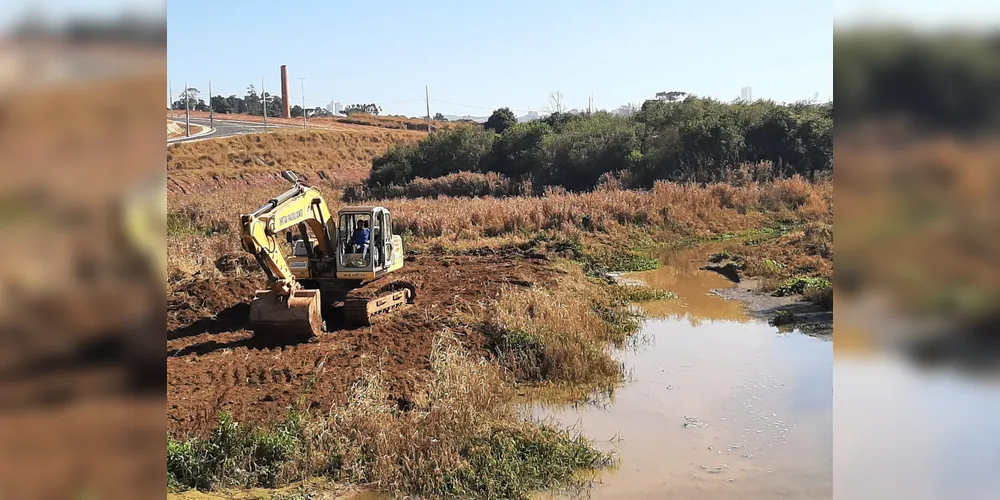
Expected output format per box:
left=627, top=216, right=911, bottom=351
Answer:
left=299, top=77, right=306, bottom=129
left=262, top=76, right=268, bottom=132
left=184, top=81, right=190, bottom=137
left=208, top=80, right=214, bottom=129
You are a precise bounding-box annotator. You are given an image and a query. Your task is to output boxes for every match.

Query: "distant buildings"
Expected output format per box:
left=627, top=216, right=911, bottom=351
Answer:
left=325, top=101, right=342, bottom=114
left=740, top=86, right=752, bottom=101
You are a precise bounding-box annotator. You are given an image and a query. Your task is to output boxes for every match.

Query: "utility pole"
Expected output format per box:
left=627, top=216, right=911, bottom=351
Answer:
left=262, top=76, right=268, bottom=132
left=208, top=81, right=214, bottom=129
left=425, top=85, right=431, bottom=134
left=184, top=81, right=190, bottom=137
left=299, top=77, right=307, bottom=129
left=168, top=80, right=173, bottom=119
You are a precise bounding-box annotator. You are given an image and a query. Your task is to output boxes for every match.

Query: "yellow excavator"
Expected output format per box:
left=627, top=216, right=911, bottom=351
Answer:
left=239, top=171, right=416, bottom=340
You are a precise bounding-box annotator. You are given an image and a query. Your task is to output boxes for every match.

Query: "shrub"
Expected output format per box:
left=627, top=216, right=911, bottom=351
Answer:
left=484, top=107, right=518, bottom=134
left=535, top=114, right=641, bottom=191
left=491, top=121, right=552, bottom=181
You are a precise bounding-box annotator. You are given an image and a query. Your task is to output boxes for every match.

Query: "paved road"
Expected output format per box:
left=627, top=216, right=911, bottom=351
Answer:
left=168, top=116, right=297, bottom=143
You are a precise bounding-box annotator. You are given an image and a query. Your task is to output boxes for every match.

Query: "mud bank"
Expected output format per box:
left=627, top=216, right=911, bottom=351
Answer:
left=712, top=280, right=832, bottom=337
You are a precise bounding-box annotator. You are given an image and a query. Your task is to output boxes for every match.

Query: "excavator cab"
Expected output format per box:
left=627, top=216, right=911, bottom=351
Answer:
left=335, top=207, right=404, bottom=280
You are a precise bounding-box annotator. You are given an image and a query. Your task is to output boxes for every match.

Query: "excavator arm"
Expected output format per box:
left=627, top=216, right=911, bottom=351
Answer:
left=239, top=171, right=335, bottom=295
left=239, top=171, right=334, bottom=339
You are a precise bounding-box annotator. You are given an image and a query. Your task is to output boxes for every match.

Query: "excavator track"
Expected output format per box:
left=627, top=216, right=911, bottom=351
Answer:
left=342, top=278, right=417, bottom=327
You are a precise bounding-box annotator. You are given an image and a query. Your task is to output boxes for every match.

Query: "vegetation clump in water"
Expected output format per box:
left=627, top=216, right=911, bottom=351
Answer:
left=614, top=285, right=678, bottom=302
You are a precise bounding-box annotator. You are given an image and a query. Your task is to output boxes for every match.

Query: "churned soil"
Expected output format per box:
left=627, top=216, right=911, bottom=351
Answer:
left=167, top=248, right=557, bottom=437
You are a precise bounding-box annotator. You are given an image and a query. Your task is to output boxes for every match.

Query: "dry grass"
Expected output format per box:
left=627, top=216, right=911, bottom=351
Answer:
left=381, top=177, right=826, bottom=242
left=473, top=261, right=638, bottom=386
left=167, top=177, right=832, bottom=277
left=166, top=128, right=422, bottom=193
left=699, top=176, right=833, bottom=289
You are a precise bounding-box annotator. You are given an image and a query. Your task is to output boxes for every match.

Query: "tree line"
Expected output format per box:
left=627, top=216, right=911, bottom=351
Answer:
left=835, top=28, right=1000, bottom=132
left=360, top=95, right=832, bottom=196
left=170, top=85, right=339, bottom=118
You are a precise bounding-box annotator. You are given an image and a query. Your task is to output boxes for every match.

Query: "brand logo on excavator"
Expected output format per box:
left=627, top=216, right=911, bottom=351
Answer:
left=279, top=209, right=304, bottom=226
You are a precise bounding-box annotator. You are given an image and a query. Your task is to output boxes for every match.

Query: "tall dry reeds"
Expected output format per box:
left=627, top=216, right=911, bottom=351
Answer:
left=474, top=261, right=639, bottom=385
left=167, top=177, right=832, bottom=276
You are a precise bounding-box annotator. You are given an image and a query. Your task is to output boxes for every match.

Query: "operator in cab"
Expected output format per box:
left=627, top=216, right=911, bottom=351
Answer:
left=352, top=219, right=370, bottom=256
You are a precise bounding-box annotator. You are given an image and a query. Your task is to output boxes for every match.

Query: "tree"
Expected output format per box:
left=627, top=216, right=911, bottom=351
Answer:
left=244, top=85, right=261, bottom=115
left=484, top=107, right=517, bottom=134
left=544, top=91, right=566, bottom=114
left=211, top=95, right=232, bottom=114
left=172, top=87, right=200, bottom=110
left=491, top=121, right=551, bottom=179
left=433, top=112, right=447, bottom=121
left=264, top=93, right=282, bottom=117
left=342, top=103, right=381, bottom=116
left=291, top=105, right=304, bottom=118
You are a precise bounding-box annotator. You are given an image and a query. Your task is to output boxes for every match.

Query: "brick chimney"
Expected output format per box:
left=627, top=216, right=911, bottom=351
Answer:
left=280, top=65, right=291, bottom=118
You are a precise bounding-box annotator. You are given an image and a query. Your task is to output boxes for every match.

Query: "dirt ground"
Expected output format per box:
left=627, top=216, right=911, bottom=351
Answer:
left=167, top=247, right=557, bottom=437
left=168, top=120, right=204, bottom=138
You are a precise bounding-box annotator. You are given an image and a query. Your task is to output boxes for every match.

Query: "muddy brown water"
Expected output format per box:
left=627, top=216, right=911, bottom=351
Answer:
left=530, top=243, right=833, bottom=499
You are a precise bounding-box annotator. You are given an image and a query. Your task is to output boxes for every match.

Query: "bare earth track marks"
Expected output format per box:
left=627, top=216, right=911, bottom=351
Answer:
left=167, top=250, right=556, bottom=437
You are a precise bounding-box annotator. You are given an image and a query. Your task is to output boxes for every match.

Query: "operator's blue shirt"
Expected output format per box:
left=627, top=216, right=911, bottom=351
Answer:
left=353, top=227, right=370, bottom=247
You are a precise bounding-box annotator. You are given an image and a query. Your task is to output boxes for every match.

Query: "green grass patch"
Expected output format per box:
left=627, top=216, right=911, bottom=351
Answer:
left=614, top=285, right=677, bottom=302
left=772, top=276, right=833, bottom=297
left=581, top=250, right=660, bottom=278
left=168, top=411, right=303, bottom=492
left=439, top=424, right=614, bottom=499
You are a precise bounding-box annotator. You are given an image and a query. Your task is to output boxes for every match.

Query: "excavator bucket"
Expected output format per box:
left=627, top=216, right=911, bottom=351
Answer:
left=248, top=288, right=323, bottom=342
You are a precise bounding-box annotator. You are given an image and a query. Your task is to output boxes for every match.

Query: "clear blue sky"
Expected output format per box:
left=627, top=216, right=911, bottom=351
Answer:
left=167, top=0, right=834, bottom=117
